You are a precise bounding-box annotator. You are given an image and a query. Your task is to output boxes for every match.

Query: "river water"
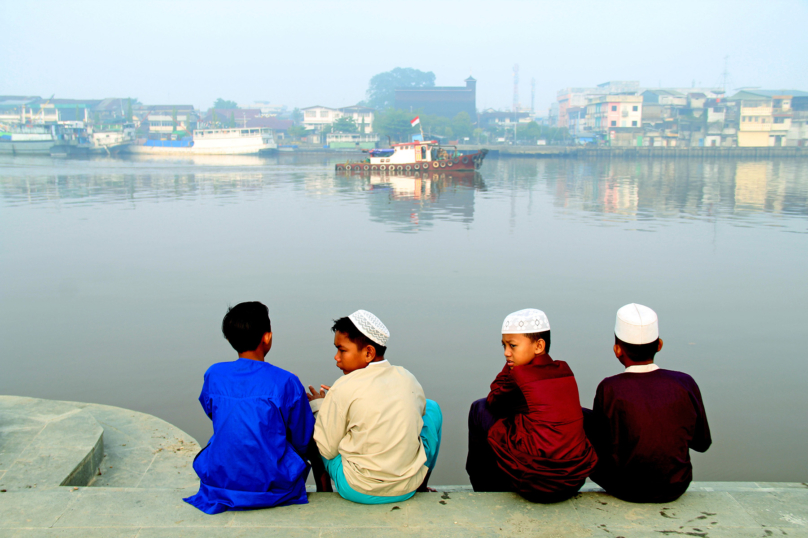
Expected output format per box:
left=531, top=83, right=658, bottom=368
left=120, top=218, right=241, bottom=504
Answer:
left=1, top=153, right=806, bottom=485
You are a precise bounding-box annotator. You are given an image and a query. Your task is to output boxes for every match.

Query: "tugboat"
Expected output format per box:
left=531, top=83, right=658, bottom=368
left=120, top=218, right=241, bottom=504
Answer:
left=336, top=140, right=487, bottom=173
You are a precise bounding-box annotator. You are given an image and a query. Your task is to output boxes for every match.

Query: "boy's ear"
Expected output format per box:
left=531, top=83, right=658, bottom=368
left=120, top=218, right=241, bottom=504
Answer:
left=534, top=338, right=546, bottom=355
left=657, top=338, right=663, bottom=352
left=363, top=344, right=376, bottom=363
left=264, top=332, right=273, bottom=347
left=613, top=343, right=623, bottom=359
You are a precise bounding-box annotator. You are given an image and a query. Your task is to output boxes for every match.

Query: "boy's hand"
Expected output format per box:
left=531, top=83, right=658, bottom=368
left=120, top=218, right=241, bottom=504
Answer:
left=307, top=385, right=331, bottom=401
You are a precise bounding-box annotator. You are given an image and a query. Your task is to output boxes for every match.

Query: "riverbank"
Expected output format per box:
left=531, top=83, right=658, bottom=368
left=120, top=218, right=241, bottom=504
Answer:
left=458, top=144, right=808, bottom=159
left=2, top=395, right=807, bottom=537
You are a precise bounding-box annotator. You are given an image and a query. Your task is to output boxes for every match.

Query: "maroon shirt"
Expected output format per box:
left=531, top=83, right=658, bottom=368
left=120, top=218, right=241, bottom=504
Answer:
left=589, top=368, right=711, bottom=503
left=486, top=356, right=598, bottom=495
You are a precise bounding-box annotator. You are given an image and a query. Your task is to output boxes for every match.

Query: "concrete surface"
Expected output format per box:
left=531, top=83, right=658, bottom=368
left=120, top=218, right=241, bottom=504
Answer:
left=2, top=395, right=807, bottom=537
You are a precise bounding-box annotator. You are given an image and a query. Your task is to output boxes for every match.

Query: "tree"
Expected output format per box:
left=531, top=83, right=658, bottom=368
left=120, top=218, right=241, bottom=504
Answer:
left=372, top=108, right=417, bottom=142
left=451, top=111, right=474, bottom=140
left=291, top=107, right=303, bottom=125
left=331, top=116, right=358, bottom=133
left=287, top=125, right=307, bottom=139
left=126, top=98, right=133, bottom=122
left=172, top=107, right=178, bottom=131
left=229, top=112, right=236, bottom=128
left=366, top=68, right=436, bottom=110
left=213, top=98, right=238, bottom=109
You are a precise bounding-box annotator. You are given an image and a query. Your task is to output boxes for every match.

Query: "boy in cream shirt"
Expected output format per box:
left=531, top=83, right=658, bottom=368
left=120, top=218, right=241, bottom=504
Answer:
left=308, top=310, right=442, bottom=504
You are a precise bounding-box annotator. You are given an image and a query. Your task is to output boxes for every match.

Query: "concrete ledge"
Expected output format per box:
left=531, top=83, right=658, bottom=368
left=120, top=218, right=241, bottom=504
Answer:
left=2, top=396, right=807, bottom=537
left=0, top=396, right=104, bottom=490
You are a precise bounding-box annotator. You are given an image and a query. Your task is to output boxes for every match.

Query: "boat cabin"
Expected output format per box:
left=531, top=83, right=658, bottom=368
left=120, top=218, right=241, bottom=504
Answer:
left=368, top=141, right=457, bottom=165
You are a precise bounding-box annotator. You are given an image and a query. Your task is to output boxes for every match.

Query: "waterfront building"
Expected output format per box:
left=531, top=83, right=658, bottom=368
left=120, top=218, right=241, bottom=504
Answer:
left=302, top=105, right=376, bottom=133
left=142, top=105, right=198, bottom=138
left=730, top=90, right=808, bottom=147
left=478, top=109, right=532, bottom=129
left=586, top=95, right=642, bottom=140
left=394, top=77, right=477, bottom=120
left=557, top=81, right=639, bottom=128
left=0, top=96, right=42, bottom=124
left=338, top=106, right=375, bottom=133
left=325, top=132, right=380, bottom=149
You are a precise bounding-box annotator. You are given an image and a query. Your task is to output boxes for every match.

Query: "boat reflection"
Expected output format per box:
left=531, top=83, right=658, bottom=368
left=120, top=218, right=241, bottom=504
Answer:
left=357, top=170, right=486, bottom=232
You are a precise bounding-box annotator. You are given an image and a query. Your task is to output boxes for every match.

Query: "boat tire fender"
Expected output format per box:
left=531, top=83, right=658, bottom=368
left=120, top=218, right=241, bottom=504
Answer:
left=405, top=165, right=411, bottom=171
left=380, top=165, right=386, bottom=170
left=440, top=162, right=446, bottom=168
left=462, top=156, right=469, bottom=164
left=364, top=165, right=369, bottom=170
left=433, top=161, right=439, bottom=168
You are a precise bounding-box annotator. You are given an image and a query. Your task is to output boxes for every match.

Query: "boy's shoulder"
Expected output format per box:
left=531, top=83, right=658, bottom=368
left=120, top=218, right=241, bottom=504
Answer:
left=600, top=368, right=698, bottom=391
left=204, top=359, right=303, bottom=390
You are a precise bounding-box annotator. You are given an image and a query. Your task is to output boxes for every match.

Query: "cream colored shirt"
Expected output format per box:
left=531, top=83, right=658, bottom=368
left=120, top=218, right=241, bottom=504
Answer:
left=311, top=360, right=428, bottom=496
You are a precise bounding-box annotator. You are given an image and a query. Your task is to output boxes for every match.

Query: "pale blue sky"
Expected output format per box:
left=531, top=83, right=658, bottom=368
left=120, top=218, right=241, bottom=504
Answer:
left=1, top=0, right=807, bottom=112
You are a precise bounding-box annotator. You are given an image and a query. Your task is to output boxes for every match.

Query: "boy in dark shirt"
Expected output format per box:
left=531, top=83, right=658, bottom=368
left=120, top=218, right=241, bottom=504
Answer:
left=466, top=309, right=598, bottom=503
left=184, top=302, right=315, bottom=514
left=585, top=303, right=712, bottom=503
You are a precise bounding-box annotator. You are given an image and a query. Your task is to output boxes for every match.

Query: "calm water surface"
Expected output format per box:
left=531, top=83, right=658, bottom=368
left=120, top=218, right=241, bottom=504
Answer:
left=1, top=154, right=807, bottom=485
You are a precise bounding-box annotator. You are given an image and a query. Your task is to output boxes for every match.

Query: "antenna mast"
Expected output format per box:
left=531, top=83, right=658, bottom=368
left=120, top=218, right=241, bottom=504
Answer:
left=513, top=64, right=520, bottom=112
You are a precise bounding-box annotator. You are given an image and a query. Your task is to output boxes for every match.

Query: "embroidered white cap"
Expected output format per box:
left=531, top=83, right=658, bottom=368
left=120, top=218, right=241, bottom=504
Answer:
left=348, top=309, right=390, bottom=347
left=501, top=308, right=550, bottom=334
left=615, top=303, right=659, bottom=345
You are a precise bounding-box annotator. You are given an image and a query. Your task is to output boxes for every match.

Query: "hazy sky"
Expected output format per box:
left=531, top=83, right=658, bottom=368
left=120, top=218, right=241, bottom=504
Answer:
left=2, top=0, right=807, bottom=113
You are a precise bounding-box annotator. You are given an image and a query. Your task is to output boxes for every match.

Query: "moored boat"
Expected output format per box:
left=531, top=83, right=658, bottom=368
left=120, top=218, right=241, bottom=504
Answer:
left=124, top=127, right=277, bottom=155
left=336, top=140, right=487, bottom=172
left=0, top=125, right=58, bottom=155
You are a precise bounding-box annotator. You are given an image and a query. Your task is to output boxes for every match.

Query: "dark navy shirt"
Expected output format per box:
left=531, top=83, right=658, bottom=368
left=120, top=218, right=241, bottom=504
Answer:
left=589, top=368, right=711, bottom=503
left=184, top=358, right=314, bottom=514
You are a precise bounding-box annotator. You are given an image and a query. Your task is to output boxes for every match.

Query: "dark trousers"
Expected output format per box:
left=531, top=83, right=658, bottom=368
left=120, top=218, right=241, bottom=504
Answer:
left=466, top=398, right=584, bottom=503
left=465, top=398, right=513, bottom=492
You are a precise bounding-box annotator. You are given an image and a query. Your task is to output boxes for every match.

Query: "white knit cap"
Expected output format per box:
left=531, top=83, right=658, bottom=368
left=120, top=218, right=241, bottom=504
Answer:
left=501, top=308, right=550, bottom=334
left=615, top=303, right=659, bottom=345
left=348, top=309, right=390, bottom=346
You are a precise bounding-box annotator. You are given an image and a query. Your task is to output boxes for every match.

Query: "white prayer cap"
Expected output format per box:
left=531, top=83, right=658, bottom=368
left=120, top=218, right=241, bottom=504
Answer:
left=615, top=303, right=659, bottom=345
left=501, top=309, right=550, bottom=334
left=348, top=309, right=390, bottom=347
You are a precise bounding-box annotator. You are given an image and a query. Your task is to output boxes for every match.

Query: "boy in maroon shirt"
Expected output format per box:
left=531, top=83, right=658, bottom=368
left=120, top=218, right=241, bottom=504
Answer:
left=584, top=303, right=712, bottom=503
left=466, top=309, right=598, bottom=503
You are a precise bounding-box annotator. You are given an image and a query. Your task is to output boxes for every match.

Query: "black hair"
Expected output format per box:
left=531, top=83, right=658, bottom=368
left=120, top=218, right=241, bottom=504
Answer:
left=332, top=317, right=387, bottom=358
left=525, top=330, right=551, bottom=354
left=615, top=335, right=659, bottom=363
left=222, top=302, right=272, bottom=353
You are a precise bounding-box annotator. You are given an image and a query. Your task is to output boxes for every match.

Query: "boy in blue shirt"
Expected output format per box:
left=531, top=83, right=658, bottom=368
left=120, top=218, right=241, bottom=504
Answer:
left=184, top=302, right=315, bottom=514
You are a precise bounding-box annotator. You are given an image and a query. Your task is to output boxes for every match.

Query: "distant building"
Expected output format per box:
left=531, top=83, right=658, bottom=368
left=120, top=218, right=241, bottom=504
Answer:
left=202, top=108, right=261, bottom=127
left=326, top=132, right=380, bottom=150
left=557, top=82, right=639, bottom=128
left=394, top=77, right=477, bottom=120
left=141, top=105, right=198, bottom=138
left=301, top=105, right=376, bottom=133
left=585, top=95, right=643, bottom=146
left=478, top=109, right=531, bottom=129
left=730, top=89, right=808, bottom=147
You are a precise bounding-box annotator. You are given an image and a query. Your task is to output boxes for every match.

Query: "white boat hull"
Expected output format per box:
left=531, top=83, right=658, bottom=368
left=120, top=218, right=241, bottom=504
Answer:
left=0, top=139, right=56, bottom=155
left=123, top=143, right=276, bottom=156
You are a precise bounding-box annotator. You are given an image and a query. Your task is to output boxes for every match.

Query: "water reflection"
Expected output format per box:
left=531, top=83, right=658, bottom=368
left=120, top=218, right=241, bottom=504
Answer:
left=1, top=156, right=807, bottom=232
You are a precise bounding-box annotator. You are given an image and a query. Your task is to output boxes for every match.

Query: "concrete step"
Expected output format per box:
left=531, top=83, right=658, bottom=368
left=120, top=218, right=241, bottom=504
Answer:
left=0, top=396, right=103, bottom=490
left=0, top=396, right=200, bottom=491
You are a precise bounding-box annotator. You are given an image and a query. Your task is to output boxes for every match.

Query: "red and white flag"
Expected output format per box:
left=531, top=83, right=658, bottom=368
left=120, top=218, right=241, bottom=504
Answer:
left=410, top=116, right=420, bottom=127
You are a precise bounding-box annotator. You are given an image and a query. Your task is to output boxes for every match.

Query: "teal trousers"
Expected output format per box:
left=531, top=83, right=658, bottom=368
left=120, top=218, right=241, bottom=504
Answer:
left=322, top=399, right=442, bottom=504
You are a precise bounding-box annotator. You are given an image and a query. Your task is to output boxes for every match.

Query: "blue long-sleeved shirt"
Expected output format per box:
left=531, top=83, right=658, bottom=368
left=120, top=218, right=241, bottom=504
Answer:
left=183, top=358, right=314, bottom=514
